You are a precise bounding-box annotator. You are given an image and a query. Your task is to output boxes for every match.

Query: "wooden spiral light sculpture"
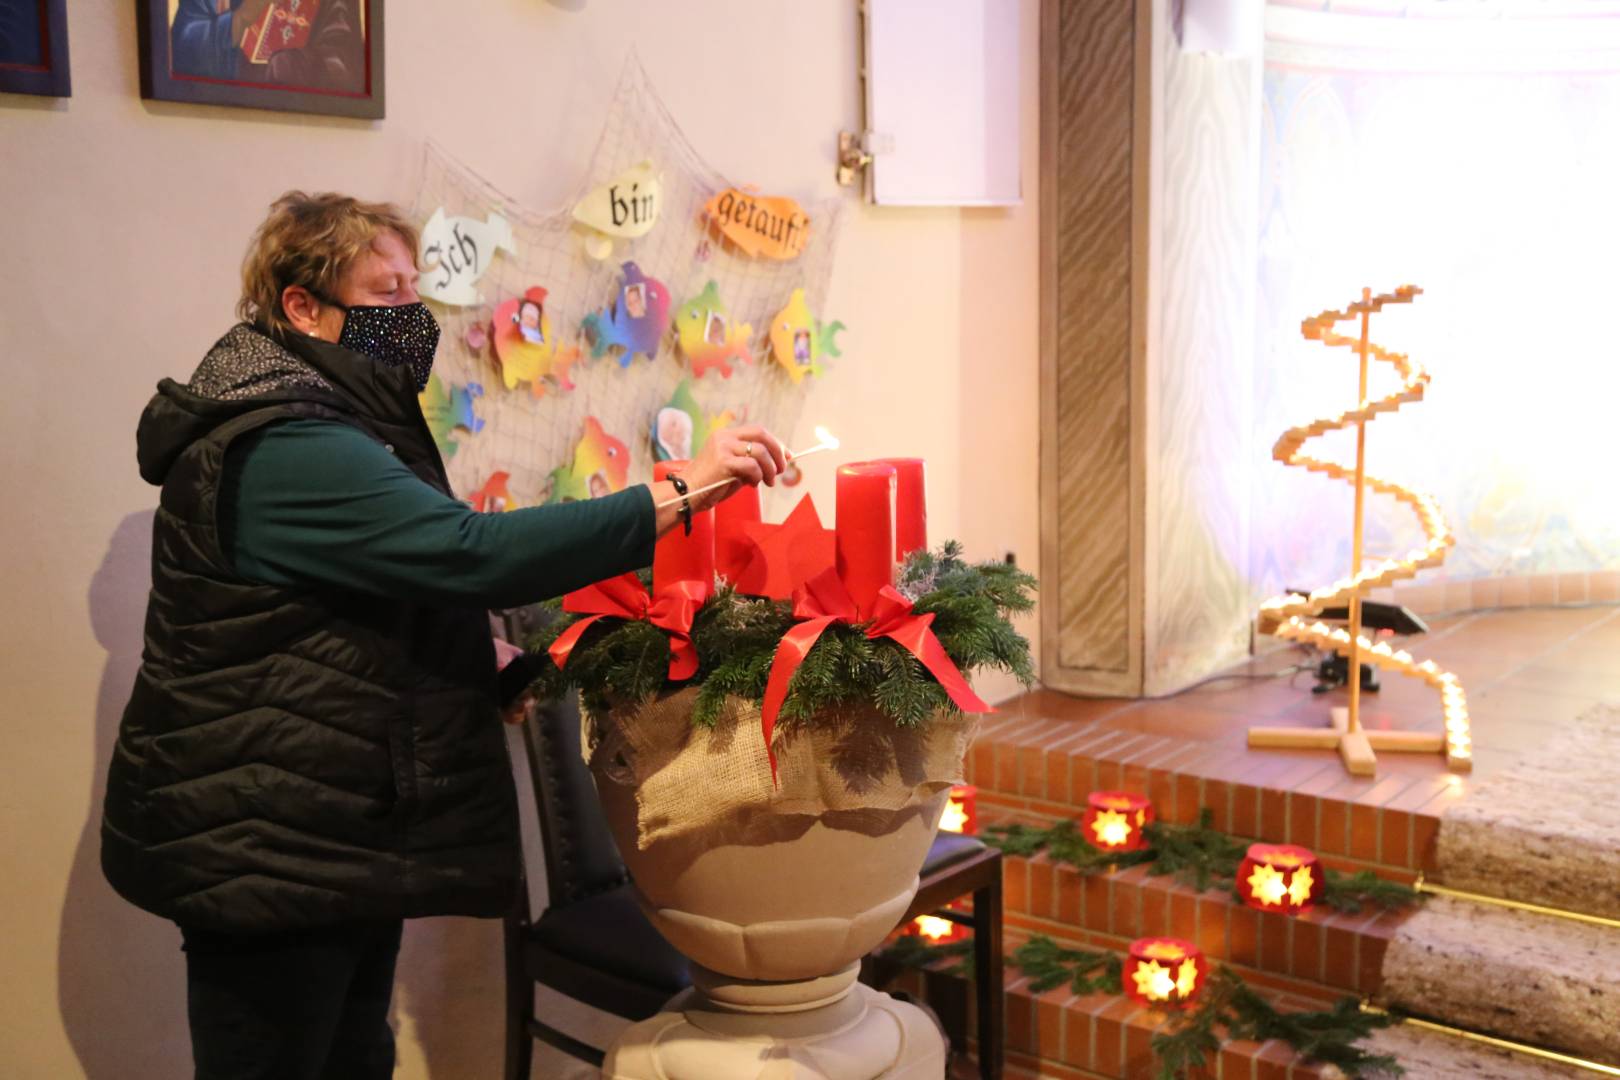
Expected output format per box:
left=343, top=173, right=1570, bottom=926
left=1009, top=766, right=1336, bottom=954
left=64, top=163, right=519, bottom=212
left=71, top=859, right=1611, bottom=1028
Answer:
left=1249, top=286, right=1472, bottom=776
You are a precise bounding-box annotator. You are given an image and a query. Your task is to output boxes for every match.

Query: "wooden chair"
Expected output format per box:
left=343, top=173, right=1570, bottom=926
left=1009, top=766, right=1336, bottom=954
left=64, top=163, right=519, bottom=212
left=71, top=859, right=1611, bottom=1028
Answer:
left=879, top=834, right=1005, bottom=1080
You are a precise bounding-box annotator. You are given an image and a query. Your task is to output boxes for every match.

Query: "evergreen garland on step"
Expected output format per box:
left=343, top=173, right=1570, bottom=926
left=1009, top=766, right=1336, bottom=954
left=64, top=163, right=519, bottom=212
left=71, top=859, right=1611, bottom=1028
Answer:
left=983, top=810, right=1422, bottom=913
left=1151, top=965, right=1402, bottom=1079
left=891, top=931, right=1404, bottom=1078
left=520, top=543, right=1037, bottom=729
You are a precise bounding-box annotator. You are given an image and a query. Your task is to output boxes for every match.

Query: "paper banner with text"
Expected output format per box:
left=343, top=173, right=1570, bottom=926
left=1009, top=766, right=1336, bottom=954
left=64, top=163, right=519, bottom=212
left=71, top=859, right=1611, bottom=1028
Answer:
left=419, top=208, right=516, bottom=306
left=572, top=160, right=661, bottom=261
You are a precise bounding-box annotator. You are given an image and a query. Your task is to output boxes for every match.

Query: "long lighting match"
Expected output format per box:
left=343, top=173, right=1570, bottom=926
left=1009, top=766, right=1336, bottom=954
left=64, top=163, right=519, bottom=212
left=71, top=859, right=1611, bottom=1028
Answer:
left=656, top=426, right=841, bottom=509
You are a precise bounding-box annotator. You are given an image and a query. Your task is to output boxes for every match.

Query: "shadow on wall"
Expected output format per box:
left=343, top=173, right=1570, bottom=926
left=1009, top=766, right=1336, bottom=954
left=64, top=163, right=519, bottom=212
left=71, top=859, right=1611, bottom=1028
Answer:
left=58, top=510, right=192, bottom=1078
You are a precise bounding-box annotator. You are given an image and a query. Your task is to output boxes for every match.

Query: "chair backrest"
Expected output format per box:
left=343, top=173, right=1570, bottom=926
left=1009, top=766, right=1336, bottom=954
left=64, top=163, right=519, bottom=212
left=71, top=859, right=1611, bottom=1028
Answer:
left=503, top=607, right=631, bottom=909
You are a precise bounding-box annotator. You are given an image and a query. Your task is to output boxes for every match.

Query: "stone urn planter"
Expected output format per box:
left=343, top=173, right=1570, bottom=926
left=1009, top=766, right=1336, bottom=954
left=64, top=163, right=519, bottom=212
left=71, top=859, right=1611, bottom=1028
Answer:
left=586, top=686, right=977, bottom=1079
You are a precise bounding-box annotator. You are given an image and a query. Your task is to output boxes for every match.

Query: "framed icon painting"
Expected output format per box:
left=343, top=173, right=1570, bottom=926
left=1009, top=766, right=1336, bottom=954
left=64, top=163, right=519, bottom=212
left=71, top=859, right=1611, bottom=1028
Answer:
left=137, top=0, right=384, bottom=119
left=0, top=0, right=72, bottom=98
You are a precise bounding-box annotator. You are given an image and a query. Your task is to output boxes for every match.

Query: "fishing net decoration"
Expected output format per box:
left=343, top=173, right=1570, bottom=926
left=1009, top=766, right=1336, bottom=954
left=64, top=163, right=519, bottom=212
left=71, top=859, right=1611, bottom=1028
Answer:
left=410, top=57, right=845, bottom=507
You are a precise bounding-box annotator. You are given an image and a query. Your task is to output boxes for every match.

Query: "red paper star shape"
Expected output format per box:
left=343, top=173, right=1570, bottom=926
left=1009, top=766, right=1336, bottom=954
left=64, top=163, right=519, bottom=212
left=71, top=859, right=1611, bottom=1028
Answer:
left=733, top=495, right=836, bottom=600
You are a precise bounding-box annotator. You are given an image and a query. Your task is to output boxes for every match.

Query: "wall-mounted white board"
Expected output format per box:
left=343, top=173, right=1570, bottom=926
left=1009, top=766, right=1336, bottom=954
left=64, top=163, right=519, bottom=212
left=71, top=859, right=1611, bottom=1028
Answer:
left=862, top=0, right=1022, bottom=207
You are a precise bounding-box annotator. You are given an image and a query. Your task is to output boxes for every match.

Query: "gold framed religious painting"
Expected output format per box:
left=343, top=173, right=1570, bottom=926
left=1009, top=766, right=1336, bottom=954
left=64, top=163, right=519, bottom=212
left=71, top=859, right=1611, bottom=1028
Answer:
left=137, top=0, right=384, bottom=119
left=0, top=0, right=72, bottom=98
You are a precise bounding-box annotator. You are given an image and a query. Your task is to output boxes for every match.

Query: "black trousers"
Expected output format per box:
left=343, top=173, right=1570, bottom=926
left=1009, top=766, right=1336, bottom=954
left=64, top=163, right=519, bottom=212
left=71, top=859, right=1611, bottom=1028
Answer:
left=180, top=919, right=403, bottom=1080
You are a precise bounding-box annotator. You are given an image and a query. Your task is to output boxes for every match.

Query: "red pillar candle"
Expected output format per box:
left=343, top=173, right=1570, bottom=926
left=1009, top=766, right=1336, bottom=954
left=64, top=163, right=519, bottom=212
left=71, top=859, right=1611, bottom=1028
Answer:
left=653, top=460, right=715, bottom=599
left=869, top=457, right=927, bottom=561
left=835, top=462, right=897, bottom=619
left=713, top=482, right=762, bottom=583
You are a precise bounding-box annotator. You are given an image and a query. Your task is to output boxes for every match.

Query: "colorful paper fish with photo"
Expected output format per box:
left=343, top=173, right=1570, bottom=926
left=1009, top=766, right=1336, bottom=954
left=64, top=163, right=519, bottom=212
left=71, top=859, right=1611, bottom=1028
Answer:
left=581, top=262, right=670, bottom=367
left=674, top=280, right=754, bottom=379
left=767, top=288, right=844, bottom=385
left=651, top=379, right=738, bottom=462
left=418, top=374, right=484, bottom=461
left=547, top=417, right=631, bottom=503
left=492, top=285, right=582, bottom=397
left=468, top=470, right=516, bottom=513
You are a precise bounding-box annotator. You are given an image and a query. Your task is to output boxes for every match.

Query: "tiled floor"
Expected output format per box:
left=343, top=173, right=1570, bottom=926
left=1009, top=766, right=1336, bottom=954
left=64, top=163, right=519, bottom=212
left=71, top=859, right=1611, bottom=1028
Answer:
left=1009, top=604, right=1620, bottom=785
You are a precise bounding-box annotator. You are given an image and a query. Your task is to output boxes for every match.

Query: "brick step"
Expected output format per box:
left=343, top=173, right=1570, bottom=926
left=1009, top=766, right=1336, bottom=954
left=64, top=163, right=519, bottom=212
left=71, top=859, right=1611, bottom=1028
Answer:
left=966, top=714, right=1466, bottom=876
left=999, top=852, right=1409, bottom=998
left=891, top=931, right=1342, bottom=1080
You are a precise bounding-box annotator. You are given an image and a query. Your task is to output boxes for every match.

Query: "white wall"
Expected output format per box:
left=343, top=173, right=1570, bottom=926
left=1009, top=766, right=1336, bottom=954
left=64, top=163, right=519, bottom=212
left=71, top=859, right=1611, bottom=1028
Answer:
left=0, top=1, right=1040, bottom=1076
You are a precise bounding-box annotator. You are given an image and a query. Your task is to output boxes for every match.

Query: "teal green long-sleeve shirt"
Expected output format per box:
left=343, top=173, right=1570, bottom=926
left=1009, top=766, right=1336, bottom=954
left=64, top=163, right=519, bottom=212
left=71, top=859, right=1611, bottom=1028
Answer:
left=221, top=419, right=656, bottom=608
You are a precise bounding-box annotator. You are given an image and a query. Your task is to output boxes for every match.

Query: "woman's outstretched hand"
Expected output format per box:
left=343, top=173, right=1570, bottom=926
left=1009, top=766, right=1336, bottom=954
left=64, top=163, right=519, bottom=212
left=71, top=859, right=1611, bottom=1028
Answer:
left=681, top=424, right=788, bottom=512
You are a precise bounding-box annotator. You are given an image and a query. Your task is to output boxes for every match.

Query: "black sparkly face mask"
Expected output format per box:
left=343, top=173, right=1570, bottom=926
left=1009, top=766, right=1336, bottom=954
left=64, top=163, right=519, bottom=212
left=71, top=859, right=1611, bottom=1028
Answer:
left=335, top=302, right=441, bottom=391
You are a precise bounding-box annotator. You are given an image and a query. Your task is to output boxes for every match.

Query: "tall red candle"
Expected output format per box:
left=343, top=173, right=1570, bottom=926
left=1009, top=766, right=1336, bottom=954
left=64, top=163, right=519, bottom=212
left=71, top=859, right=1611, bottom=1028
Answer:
left=835, top=463, right=896, bottom=619
left=713, top=483, right=762, bottom=583
left=868, top=457, right=927, bottom=561
left=653, top=460, right=715, bottom=599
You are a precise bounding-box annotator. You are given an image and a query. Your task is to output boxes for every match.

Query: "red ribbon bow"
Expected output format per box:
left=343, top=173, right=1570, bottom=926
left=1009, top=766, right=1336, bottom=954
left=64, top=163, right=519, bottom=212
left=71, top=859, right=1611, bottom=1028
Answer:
left=548, top=573, right=705, bottom=681
left=759, top=568, right=993, bottom=784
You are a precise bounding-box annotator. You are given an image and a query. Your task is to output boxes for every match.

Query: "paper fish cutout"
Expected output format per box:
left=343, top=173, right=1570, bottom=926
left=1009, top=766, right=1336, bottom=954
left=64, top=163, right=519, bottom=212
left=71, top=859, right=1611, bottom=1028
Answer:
left=491, top=286, right=583, bottom=398
left=674, top=280, right=755, bottom=379
left=768, top=288, right=844, bottom=385
left=734, top=496, right=836, bottom=599
left=704, top=188, right=811, bottom=260
left=572, top=160, right=661, bottom=261
left=580, top=262, right=670, bottom=367
left=418, top=208, right=516, bottom=306
left=547, top=417, right=631, bottom=503
left=651, top=379, right=737, bottom=462
left=469, top=471, right=516, bottom=513
left=418, top=374, right=484, bottom=461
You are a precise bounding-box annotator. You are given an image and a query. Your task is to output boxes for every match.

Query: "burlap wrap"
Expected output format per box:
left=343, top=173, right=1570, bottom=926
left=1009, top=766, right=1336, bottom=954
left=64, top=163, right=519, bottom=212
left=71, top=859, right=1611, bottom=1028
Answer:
left=586, top=687, right=977, bottom=850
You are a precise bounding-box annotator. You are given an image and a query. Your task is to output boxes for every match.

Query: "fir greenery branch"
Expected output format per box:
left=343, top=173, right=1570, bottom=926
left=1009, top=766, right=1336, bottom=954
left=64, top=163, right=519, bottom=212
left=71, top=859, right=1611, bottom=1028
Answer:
left=1153, top=966, right=1402, bottom=1079
left=1010, top=936, right=1123, bottom=995
left=880, top=933, right=975, bottom=979
left=519, top=544, right=1036, bottom=731
left=982, top=820, right=1156, bottom=874
left=1140, top=812, right=1250, bottom=893
left=982, top=811, right=1423, bottom=920
left=1321, top=869, right=1422, bottom=914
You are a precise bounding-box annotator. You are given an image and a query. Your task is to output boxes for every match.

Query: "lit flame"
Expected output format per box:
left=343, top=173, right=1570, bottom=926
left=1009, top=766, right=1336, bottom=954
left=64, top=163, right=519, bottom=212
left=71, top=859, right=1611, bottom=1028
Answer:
left=1247, top=863, right=1289, bottom=907
left=913, top=915, right=955, bottom=941
left=939, top=798, right=969, bottom=834
left=814, top=425, right=840, bottom=450
left=1133, top=960, right=1177, bottom=1002
left=1091, top=809, right=1132, bottom=848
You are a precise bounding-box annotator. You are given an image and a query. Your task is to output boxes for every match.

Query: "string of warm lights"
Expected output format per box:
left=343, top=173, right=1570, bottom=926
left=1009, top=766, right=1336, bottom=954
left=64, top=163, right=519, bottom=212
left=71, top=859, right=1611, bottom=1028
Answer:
left=1255, top=286, right=1471, bottom=771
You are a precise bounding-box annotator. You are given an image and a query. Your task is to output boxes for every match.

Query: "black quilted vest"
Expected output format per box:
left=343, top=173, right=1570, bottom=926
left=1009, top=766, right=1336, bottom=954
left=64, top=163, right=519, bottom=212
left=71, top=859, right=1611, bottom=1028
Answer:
left=101, top=325, right=519, bottom=933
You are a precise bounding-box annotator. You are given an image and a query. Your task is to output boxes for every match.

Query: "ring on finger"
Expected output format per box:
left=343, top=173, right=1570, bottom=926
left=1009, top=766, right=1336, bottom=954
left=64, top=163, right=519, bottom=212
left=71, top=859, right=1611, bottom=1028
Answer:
left=739, top=440, right=754, bottom=457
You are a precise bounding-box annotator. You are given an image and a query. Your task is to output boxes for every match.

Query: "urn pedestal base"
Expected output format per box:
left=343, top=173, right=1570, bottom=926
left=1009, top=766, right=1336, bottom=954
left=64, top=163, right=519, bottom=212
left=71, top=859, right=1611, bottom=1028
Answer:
left=602, top=961, right=946, bottom=1080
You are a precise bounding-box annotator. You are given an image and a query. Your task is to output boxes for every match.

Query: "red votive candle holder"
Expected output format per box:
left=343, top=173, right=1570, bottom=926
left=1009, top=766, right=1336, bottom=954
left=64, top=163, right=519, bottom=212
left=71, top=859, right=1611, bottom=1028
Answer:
left=1236, top=843, right=1323, bottom=914
left=653, top=460, right=715, bottom=600
left=1082, top=791, right=1155, bottom=852
left=1124, top=938, right=1207, bottom=1008
left=713, top=482, right=762, bottom=583
left=835, top=462, right=897, bottom=619
left=868, top=457, right=927, bottom=561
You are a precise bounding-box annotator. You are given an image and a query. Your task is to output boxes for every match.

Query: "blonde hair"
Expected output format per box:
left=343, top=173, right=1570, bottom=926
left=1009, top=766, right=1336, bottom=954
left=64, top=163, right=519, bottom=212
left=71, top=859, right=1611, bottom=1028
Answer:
left=238, top=191, right=420, bottom=340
